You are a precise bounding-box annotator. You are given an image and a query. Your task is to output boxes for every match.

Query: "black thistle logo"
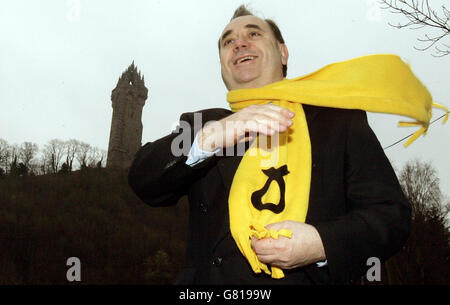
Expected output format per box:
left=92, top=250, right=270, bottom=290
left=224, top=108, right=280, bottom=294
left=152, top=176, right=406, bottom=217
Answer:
left=251, top=165, right=289, bottom=214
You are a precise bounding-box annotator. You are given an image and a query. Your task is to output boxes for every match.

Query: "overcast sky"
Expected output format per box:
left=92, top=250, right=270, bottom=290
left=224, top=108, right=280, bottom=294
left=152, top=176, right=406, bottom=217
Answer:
left=0, top=0, right=448, bottom=196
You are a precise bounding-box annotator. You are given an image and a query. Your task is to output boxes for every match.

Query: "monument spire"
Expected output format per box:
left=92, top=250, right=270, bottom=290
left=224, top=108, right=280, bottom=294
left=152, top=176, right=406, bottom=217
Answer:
left=106, top=62, right=148, bottom=169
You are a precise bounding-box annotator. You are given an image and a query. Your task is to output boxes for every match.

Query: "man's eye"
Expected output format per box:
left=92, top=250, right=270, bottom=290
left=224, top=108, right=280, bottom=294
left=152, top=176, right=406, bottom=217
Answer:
left=224, top=39, right=233, bottom=46
left=250, top=31, right=260, bottom=37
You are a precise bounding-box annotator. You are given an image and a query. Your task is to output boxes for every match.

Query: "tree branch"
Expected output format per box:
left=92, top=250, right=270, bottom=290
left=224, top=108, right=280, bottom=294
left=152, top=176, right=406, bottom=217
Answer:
left=379, top=0, right=450, bottom=56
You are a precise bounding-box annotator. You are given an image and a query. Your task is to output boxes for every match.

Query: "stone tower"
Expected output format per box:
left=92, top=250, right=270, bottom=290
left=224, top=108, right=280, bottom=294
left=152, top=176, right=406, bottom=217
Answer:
left=107, top=61, right=148, bottom=169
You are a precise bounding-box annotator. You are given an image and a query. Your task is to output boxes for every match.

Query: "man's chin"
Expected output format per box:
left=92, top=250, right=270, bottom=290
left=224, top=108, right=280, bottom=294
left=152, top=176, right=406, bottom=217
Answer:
left=222, top=70, right=258, bottom=90
left=232, top=74, right=262, bottom=89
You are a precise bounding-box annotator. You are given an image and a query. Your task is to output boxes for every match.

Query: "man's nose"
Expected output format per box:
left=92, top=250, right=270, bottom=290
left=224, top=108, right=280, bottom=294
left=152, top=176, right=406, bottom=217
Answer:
left=233, top=39, right=249, bottom=51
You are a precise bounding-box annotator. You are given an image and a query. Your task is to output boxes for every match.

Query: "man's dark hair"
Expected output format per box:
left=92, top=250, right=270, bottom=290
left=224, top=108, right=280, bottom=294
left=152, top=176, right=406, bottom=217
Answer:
left=219, top=5, right=287, bottom=77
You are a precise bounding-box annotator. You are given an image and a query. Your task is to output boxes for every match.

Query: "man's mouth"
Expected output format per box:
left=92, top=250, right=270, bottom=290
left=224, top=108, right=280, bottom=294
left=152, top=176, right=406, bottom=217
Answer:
left=234, top=55, right=258, bottom=65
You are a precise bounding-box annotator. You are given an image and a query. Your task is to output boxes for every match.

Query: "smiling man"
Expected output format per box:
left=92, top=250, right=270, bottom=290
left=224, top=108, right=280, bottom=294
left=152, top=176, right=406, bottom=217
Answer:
left=218, top=15, right=288, bottom=90
left=128, top=5, right=411, bottom=284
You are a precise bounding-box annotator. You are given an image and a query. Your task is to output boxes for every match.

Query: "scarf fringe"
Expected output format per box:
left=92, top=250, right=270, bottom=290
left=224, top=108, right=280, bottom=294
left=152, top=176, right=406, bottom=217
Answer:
left=398, top=102, right=448, bottom=147
left=249, top=223, right=292, bottom=278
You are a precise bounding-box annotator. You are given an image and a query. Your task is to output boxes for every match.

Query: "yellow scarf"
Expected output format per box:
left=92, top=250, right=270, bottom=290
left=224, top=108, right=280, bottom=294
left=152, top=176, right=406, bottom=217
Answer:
left=226, top=54, right=448, bottom=279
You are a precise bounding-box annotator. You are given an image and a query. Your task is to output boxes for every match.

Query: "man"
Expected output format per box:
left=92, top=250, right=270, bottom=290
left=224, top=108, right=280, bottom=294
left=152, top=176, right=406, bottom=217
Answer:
left=128, top=5, right=411, bottom=284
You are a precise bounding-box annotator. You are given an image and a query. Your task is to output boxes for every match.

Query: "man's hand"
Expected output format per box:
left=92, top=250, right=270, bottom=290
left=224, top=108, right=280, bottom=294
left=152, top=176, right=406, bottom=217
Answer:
left=251, top=220, right=326, bottom=269
left=198, top=104, right=294, bottom=152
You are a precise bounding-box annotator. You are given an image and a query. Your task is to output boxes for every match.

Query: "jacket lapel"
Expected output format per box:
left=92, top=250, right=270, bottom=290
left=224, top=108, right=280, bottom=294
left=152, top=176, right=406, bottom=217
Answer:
left=212, top=153, right=243, bottom=249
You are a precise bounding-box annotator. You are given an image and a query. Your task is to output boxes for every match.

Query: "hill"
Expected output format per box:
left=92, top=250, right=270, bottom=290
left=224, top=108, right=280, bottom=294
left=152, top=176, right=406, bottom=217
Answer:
left=0, top=168, right=189, bottom=284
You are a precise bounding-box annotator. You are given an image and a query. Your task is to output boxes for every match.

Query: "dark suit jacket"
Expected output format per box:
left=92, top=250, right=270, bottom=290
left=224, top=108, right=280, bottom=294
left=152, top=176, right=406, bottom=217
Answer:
left=128, top=105, right=411, bottom=285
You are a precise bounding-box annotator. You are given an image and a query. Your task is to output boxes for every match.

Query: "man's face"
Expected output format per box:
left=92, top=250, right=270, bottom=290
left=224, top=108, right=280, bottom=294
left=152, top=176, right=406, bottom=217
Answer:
left=219, top=15, right=288, bottom=90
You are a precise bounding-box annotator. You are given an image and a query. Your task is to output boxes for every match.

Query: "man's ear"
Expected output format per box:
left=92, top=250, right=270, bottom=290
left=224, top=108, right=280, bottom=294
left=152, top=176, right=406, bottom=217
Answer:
left=280, top=43, right=289, bottom=65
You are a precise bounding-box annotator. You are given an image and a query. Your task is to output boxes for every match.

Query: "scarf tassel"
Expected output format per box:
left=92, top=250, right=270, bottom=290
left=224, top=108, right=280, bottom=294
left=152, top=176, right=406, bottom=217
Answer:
left=249, top=223, right=293, bottom=279
left=398, top=102, right=448, bottom=147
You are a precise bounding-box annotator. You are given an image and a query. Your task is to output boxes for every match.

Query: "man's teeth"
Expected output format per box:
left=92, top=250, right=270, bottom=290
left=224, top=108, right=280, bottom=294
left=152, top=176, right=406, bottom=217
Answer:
left=236, top=56, right=255, bottom=64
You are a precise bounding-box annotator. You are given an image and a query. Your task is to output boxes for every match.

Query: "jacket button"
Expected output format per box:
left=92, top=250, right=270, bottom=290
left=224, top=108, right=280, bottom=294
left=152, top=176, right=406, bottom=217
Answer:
left=212, top=257, right=223, bottom=267
left=199, top=202, right=208, bottom=213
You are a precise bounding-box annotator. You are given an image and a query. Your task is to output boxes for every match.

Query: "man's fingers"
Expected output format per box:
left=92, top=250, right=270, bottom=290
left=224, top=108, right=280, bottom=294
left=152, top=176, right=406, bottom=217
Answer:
left=252, top=244, right=273, bottom=256
left=279, top=106, right=295, bottom=119
left=260, top=103, right=295, bottom=118
left=256, top=254, right=277, bottom=264
left=242, top=115, right=291, bottom=135
left=242, top=119, right=276, bottom=136
left=252, top=108, right=294, bottom=127
left=228, top=104, right=295, bottom=140
left=255, top=115, right=292, bottom=132
left=265, top=220, right=293, bottom=231
left=260, top=104, right=296, bottom=123
left=237, top=131, right=257, bottom=144
left=212, top=104, right=295, bottom=149
left=251, top=236, right=273, bottom=253
left=256, top=254, right=290, bottom=269
left=251, top=236, right=288, bottom=254
left=246, top=104, right=294, bottom=123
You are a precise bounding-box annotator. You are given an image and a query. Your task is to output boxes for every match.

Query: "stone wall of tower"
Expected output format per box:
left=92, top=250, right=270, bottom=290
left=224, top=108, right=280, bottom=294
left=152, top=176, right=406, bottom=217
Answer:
left=107, top=62, right=148, bottom=169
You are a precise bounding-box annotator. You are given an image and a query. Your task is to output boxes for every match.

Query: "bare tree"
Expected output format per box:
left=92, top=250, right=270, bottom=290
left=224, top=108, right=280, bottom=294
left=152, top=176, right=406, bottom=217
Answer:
left=44, top=139, right=66, bottom=173
left=95, top=148, right=107, bottom=168
left=0, top=138, right=10, bottom=174
left=383, top=159, right=450, bottom=284
left=35, top=154, right=50, bottom=175
left=398, top=159, right=444, bottom=218
left=0, top=138, right=108, bottom=175
left=87, top=146, right=100, bottom=168
left=75, top=141, right=91, bottom=169
left=8, top=144, right=20, bottom=171
left=380, top=0, right=450, bottom=57
left=18, top=142, right=39, bottom=173
left=99, top=149, right=107, bottom=168
left=87, top=147, right=107, bottom=168
left=65, top=139, right=80, bottom=172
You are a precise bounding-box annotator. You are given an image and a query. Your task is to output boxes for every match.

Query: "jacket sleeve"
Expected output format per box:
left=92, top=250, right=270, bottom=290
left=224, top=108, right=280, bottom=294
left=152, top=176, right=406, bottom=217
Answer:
left=313, top=110, right=411, bottom=284
left=128, top=111, right=218, bottom=207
